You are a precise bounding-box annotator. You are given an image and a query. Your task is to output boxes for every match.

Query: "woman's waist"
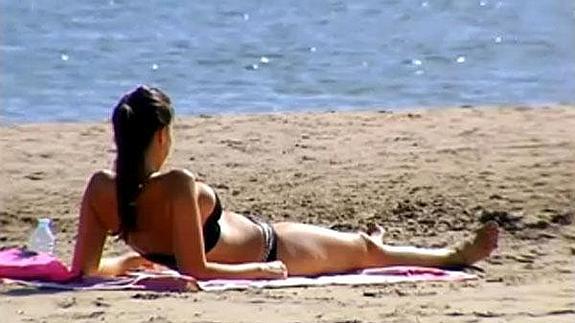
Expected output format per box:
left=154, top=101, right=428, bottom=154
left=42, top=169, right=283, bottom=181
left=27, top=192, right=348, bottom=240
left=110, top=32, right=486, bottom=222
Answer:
left=207, top=212, right=266, bottom=263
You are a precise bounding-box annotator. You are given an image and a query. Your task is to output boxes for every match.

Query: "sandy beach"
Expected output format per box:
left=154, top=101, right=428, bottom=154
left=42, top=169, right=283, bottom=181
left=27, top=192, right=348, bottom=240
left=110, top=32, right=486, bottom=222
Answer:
left=1, top=105, right=574, bottom=322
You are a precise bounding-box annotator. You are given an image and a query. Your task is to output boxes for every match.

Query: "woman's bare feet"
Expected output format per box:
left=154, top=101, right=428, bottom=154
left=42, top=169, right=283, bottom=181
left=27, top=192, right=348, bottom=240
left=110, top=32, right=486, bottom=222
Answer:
left=361, top=221, right=498, bottom=268
left=451, top=221, right=499, bottom=266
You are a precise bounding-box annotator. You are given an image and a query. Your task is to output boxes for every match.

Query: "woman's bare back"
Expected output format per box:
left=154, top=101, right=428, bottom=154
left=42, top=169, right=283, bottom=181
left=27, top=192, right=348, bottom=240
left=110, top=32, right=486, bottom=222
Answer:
left=86, top=170, right=267, bottom=264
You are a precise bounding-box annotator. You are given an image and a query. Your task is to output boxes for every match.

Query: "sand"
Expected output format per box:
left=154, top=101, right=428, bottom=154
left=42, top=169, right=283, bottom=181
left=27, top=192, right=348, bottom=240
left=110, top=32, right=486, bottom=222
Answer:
left=1, top=105, right=574, bottom=322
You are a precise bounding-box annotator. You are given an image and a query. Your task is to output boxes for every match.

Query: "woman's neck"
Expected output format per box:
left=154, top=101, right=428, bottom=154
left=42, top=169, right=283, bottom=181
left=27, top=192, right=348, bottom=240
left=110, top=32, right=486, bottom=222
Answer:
left=143, top=153, right=164, bottom=178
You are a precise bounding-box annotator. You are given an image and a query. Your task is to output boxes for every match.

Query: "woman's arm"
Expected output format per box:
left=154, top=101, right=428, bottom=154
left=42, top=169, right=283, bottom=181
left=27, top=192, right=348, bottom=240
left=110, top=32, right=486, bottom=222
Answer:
left=97, top=252, right=157, bottom=275
left=71, top=172, right=147, bottom=277
left=169, top=170, right=287, bottom=280
left=71, top=173, right=109, bottom=276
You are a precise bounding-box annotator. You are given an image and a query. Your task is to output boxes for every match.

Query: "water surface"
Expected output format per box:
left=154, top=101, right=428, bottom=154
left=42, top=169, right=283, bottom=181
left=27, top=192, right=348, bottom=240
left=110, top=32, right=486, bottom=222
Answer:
left=2, top=0, right=574, bottom=122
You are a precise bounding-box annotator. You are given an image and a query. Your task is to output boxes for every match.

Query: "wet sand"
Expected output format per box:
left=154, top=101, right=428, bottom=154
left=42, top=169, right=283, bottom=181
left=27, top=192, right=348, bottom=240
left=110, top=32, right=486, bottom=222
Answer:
left=1, top=105, right=574, bottom=322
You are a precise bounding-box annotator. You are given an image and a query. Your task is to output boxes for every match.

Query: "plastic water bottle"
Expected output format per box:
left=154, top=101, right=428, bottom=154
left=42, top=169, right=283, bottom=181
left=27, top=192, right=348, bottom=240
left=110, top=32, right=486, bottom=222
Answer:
left=28, top=218, right=56, bottom=255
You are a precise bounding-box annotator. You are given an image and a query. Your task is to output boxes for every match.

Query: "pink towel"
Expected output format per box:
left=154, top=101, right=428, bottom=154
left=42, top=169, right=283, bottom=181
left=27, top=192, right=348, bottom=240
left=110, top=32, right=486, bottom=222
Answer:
left=0, top=248, right=476, bottom=292
left=197, top=266, right=475, bottom=291
left=2, top=272, right=199, bottom=292
left=0, top=248, right=197, bottom=292
left=0, top=247, right=75, bottom=282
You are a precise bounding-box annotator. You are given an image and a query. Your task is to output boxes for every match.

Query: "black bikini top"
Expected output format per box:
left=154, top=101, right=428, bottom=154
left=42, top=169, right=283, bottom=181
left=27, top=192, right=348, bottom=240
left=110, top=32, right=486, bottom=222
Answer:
left=142, top=191, right=223, bottom=270
left=202, top=192, right=223, bottom=252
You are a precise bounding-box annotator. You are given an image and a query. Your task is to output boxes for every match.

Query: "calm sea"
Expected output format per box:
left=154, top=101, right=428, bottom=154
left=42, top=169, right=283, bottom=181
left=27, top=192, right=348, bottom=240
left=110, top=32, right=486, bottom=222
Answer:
left=2, top=0, right=575, bottom=123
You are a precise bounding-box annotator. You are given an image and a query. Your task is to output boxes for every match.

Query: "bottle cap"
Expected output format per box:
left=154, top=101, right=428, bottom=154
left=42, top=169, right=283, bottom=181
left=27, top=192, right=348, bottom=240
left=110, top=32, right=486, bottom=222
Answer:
left=38, top=218, right=51, bottom=225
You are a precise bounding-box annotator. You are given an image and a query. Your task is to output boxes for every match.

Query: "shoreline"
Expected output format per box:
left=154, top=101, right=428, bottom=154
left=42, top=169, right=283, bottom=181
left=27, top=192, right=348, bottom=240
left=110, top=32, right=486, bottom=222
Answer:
left=1, top=105, right=574, bottom=322
left=2, top=102, right=572, bottom=126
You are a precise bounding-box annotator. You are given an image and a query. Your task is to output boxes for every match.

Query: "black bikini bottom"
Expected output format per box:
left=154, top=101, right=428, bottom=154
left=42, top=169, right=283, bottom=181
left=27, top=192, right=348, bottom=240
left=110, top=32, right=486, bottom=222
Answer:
left=245, top=215, right=278, bottom=262
left=142, top=215, right=278, bottom=270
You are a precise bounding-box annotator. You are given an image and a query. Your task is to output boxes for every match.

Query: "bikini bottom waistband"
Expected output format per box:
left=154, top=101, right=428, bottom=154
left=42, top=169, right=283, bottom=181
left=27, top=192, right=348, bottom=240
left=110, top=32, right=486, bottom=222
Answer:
left=245, top=215, right=278, bottom=262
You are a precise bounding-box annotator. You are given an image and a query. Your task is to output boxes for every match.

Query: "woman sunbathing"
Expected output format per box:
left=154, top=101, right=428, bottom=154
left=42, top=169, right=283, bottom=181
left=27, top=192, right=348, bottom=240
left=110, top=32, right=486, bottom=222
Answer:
left=71, top=85, right=499, bottom=279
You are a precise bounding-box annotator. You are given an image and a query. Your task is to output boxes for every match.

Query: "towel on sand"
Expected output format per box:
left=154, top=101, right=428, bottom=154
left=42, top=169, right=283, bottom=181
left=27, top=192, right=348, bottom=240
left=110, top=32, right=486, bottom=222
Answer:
left=0, top=248, right=476, bottom=292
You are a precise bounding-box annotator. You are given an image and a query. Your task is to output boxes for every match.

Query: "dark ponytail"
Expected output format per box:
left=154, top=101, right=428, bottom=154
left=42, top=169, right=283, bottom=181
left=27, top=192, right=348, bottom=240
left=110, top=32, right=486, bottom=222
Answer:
left=111, top=85, right=173, bottom=240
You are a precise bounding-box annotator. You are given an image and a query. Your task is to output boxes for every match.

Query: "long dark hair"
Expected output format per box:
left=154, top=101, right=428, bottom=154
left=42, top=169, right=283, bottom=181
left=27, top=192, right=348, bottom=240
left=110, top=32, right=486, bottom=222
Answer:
left=111, top=85, right=173, bottom=240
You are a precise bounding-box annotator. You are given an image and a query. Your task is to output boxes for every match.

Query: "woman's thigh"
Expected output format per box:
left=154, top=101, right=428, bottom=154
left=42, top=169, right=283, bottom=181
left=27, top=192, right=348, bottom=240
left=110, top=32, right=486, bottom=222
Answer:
left=273, top=222, right=369, bottom=276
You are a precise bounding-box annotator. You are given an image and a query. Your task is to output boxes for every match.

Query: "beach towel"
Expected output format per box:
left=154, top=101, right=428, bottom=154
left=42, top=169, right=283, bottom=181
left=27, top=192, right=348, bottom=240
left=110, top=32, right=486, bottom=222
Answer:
left=0, top=247, right=75, bottom=282
left=197, top=266, right=476, bottom=291
left=0, top=248, right=476, bottom=292
left=0, top=247, right=198, bottom=292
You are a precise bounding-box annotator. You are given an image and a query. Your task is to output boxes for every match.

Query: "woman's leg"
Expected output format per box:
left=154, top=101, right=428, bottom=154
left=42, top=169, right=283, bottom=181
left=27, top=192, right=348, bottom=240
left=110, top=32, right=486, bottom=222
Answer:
left=274, top=221, right=499, bottom=276
left=361, top=221, right=499, bottom=267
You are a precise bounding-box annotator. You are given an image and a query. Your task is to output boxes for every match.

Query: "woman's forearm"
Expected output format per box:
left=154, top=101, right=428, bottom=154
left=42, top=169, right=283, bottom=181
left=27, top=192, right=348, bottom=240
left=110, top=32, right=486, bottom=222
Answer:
left=84, top=255, right=283, bottom=280
left=72, top=253, right=148, bottom=278
left=94, top=259, right=280, bottom=280
left=94, top=253, right=154, bottom=277
left=184, top=261, right=286, bottom=280
left=192, top=262, right=264, bottom=280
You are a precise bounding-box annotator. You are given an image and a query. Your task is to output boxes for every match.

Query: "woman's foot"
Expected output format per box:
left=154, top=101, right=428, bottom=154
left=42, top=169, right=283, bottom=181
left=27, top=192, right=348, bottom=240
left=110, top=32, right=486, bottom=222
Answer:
left=451, top=221, right=499, bottom=266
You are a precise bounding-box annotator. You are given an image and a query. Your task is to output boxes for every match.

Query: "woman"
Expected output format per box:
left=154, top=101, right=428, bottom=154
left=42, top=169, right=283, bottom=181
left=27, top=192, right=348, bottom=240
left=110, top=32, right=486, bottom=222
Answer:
left=71, top=85, right=499, bottom=279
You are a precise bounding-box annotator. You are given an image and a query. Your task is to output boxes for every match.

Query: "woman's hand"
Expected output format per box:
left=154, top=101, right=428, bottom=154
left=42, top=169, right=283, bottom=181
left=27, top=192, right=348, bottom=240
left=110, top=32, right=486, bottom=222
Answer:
left=117, top=253, right=158, bottom=272
left=95, top=252, right=161, bottom=277
left=258, top=260, right=288, bottom=279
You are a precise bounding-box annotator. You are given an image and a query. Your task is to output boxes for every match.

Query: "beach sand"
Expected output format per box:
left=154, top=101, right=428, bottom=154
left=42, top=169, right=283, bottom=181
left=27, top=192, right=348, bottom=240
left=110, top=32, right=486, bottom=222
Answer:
left=1, top=106, right=574, bottom=322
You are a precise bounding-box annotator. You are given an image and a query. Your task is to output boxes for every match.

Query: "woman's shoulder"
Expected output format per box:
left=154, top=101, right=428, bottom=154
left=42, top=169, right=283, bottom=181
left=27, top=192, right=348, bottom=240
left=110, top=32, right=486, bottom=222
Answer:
left=152, top=169, right=197, bottom=191
left=90, top=169, right=115, bottom=182
left=85, top=170, right=115, bottom=194
left=160, top=169, right=215, bottom=203
left=86, top=168, right=206, bottom=198
left=88, top=168, right=196, bottom=184
left=146, top=169, right=204, bottom=199
left=163, top=168, right=196, bottom=182
left=84, top=171, right=117, bottom=213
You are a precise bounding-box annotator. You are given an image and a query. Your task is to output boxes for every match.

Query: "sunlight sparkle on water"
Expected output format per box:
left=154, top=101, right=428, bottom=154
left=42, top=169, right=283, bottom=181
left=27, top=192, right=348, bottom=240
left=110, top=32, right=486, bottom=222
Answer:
left=259, top=56, right=270, bottom=64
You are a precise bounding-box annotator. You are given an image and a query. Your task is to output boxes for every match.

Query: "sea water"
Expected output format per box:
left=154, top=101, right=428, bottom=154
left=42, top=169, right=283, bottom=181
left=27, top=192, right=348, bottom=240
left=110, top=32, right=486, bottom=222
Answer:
left=2, top=0, right=574, bottom=123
